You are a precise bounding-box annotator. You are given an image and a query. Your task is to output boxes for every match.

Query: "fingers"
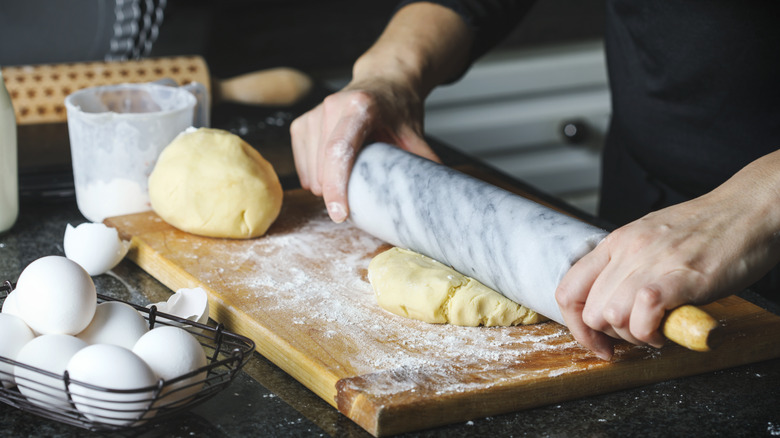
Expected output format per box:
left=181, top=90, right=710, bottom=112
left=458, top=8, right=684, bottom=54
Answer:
left=560, top=221, right=715, bottom=357
left=291, top=84, right=431, bottom=223
left=629, top=286, right=669, bottom=348
left=628, top=269, right=700, bottom=348
left=290, top=91, right=375, bottom=223
left=557, top=230, right=694, bottom=358
left=290, top=108, right=312, bottom=190
left=577, top=265, right=676, bottom=351
left=397, top=127, right=440, bottom=163
left=556, top=245, right=615, bottom=360
left=290, top=103, right=326, bottom=194
left=319, top=103, right=372, bottom=223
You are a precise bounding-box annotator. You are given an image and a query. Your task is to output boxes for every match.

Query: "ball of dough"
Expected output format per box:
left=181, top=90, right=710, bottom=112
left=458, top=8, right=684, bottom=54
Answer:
left=149, top=128, right=283, bottom=238
left=368, top=247, right=546, bottom=327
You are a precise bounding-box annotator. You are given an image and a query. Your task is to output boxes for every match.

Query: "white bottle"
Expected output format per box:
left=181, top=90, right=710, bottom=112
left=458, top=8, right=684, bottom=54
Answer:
left=0, top=68, right=18, bottom=233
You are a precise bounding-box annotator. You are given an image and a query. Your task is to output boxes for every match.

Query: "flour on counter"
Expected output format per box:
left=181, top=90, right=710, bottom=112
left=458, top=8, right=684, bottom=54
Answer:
left=137, top=195, right=618, bottom=400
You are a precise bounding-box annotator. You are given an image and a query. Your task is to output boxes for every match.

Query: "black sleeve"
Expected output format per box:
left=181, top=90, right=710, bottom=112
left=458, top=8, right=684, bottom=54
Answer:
left=395, top=0, right=537, bottom=62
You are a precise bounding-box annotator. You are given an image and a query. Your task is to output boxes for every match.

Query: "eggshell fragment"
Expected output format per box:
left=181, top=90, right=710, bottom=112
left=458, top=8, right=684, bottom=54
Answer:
left=77, top=301, right=149, bottom=349
left=64, top=223, right=130, bottom=276
left=66, top=344, right=157, bottom=426
left=132, top=326, right=207, bottom=407
left=14, top=334, right=88, bottom=407
left=0, top=313, right=36, bottom=388
left=147, top=287, right=209, bottom=325
left=15, top=256, right=97, bottom=335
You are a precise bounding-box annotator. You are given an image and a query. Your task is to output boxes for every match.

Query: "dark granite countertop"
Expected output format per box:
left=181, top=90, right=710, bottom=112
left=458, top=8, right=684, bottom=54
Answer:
left=2, top=201, right=780, bottom=437
left=3, top=95, right=780, bottom=437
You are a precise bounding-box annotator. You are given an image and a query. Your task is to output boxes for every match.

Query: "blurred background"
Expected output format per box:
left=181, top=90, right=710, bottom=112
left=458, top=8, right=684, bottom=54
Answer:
left=1, top=0, right=608, bottom=213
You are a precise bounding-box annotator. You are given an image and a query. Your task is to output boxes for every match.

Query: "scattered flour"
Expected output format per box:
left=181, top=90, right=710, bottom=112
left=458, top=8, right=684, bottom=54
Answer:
left=133, top=196, right=616, bottom=400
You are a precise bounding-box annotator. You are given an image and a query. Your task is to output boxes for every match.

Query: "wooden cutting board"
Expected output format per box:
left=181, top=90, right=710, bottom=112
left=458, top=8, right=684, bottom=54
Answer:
left=105, top=189, right=780, bottom=437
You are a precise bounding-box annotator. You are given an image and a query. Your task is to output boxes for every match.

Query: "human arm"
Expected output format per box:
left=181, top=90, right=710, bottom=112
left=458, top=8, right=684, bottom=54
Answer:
left=289, top=2, right=473, bottom=222
left=290, top=0, right=535, bottom=222
left=556, top=149, right=780, bottom=360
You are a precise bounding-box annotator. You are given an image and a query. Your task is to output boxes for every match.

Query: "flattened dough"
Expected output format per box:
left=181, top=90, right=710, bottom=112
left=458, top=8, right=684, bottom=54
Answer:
left=148, top=128, right=283, bottom=239
left=368, top=247, right=546, bottom=327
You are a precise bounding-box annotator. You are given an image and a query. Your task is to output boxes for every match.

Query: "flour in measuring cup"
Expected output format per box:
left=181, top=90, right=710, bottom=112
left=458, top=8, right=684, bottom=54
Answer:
left=0, top=69, right=18, bottom=233
left=76, top=178, right=150, bottom=222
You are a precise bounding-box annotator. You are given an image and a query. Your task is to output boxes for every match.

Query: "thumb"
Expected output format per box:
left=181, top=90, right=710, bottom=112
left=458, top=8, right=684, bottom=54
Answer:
left=396, top=129, right=440, bottom=163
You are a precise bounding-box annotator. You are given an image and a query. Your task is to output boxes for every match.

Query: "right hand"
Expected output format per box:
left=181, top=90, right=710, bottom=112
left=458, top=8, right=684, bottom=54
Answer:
left=289, top=78, right=438, bottom=223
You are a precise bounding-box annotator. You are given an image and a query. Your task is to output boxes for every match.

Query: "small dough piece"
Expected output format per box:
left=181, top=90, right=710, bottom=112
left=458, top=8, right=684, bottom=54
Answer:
left=149, top=128, right=283, bottom=238
left=368, top=247, right=546, bottom=327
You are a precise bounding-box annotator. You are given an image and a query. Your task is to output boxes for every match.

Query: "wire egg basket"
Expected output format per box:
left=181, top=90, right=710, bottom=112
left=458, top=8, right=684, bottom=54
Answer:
left=0, top=280, right=255, bottom=432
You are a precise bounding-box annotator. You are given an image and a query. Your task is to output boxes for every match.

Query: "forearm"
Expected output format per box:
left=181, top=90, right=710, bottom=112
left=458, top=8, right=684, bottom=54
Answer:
left=714, top=148, right=780, bottom=227
left=705, top=148, right=780, bottom=269
left=556, top=147, right=780, bottom=360
left=352, top=2, right=473, bottom=99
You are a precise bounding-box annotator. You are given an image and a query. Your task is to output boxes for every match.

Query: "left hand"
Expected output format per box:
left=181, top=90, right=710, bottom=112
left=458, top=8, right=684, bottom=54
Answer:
left=555, top=168, right=780, bottom=360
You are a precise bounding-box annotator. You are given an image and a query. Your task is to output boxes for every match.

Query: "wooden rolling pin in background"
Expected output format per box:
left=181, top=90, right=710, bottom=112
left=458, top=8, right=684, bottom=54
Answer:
left=1, top=55, right=313, bottom=125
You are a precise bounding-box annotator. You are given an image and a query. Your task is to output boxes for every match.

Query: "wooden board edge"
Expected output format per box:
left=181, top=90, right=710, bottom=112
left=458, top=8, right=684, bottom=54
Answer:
left=125, top=236, right=344, bottom=408
left=351, top=346, right=780, bottom=437
left=335, top=297, right=780, bottom=437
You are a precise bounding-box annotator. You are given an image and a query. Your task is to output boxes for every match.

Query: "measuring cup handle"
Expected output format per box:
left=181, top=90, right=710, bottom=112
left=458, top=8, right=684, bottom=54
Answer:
left=153, top=79, right=210, bottom=128
left=180, top=81, right=210, bottom=128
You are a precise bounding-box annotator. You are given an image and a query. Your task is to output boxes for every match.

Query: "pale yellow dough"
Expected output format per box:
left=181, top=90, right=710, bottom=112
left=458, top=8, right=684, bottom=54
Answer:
left=148, top=128, right=283, bottom=239
left=368, top=247, right=546, bottom=327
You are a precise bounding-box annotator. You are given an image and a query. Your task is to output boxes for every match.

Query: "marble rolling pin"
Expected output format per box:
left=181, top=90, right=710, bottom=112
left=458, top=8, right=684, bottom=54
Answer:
left=347, top=142, right=721, bottom=352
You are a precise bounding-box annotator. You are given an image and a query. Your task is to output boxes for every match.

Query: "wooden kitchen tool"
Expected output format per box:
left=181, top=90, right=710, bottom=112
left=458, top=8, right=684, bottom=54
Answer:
left=348, top=143, right=720, bottom=353
left=663, top=304, right=722, bottom=351
left=105, top=189, right=780, bottom=437
left=1, top=55, right=313, bottom=125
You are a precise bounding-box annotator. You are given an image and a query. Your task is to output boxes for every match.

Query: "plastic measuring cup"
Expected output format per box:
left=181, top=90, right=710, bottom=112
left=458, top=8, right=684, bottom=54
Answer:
left=65, top=83, right=196, bottom=222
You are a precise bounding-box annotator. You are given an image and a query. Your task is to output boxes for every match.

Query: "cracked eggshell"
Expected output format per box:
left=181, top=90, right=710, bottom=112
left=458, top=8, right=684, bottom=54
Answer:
left=64, top=223, right=131, bottom=276
left=16, top=256, right=97, bottom=335
left=167, top=288, right=209, bottom=325
left=147, top=287, right=209, bottom=326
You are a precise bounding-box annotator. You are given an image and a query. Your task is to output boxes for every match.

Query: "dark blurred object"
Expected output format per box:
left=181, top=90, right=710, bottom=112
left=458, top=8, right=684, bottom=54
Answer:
left=150, top=0, right=605, bottom=78
left=6, top=0, right=605, bottom=202
left=0, top=0, right=166, bottom=66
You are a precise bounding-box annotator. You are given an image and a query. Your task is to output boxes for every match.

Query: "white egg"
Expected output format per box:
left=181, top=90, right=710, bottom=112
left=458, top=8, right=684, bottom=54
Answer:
left=132, top=326, right=207, bottom=407
left=77, top=301, right=149, bottom=349
left=66, top=344, right=158, bottom=426
left=4, top=288, right=39, bottom=337
left=13, top=334, right=88, bottom=407
left=64, top=223, right=130, bottom=276
left=15, top=256, right=97, bottom=335
left=147, top=287, right=209, bottom=327
left=1, top=289, right=21, bottom=317
left=0, top=313, right=36, bottom=388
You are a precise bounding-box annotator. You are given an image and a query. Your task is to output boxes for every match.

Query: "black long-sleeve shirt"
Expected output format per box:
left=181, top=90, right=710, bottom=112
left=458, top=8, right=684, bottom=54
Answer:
left=399, top=0, right=780, bottom=225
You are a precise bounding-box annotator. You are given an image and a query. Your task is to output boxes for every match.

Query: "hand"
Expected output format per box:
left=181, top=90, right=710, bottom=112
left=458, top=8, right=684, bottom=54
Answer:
left=556, top=173, right=780, bottom=360
left=289, top=2, right=472, bottom=223
left=289, top=78, right=437, bottom=223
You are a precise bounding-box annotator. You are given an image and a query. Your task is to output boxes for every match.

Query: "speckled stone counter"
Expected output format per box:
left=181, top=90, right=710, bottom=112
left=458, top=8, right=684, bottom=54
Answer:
left=2, top=100, right=780, bottom=437
left=2, top=199, right=780, bottom=438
